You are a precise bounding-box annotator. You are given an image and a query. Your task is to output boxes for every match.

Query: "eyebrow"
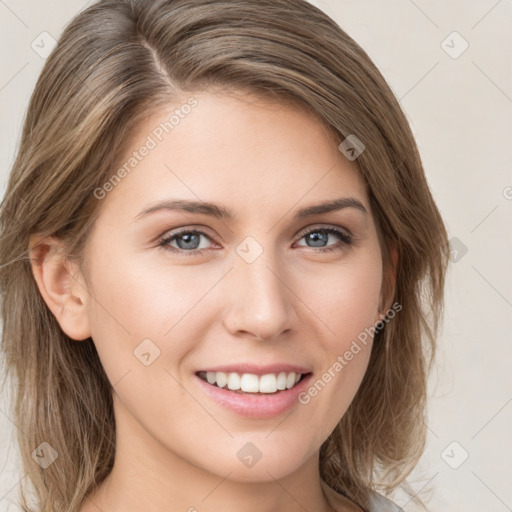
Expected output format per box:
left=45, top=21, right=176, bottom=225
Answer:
left=134, top=197, right=367, bottom=222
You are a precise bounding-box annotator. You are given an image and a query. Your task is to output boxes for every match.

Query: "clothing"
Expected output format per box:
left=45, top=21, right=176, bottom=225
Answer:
left=367, top=490, right=404, bottom=512
left=320, top=478, right=404, bottom=511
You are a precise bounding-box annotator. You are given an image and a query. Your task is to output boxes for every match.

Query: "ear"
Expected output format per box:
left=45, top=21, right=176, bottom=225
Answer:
left=376, top=243, right=398, bottom=322
left=28, top=235, right=92, bottom=341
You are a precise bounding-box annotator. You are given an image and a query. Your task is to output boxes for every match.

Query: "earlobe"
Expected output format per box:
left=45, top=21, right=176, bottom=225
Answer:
left=29, top=235, right=92, bottom=341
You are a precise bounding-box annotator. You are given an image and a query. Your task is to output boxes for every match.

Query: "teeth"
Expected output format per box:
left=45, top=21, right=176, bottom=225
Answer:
left=227, top=372, right=241, bottom=390
left=241, top=373, right=260, bottom=392
left=203, top=371, right=304, bottom=393
left=215, top=372, right=227, bottom=389
left=276, top=372, right=287, bottom=390
left=259, top=374, right=277, bottom=393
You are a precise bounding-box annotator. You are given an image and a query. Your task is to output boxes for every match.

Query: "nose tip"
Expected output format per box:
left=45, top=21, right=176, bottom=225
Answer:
left=222, top=254, right=296, bottom=341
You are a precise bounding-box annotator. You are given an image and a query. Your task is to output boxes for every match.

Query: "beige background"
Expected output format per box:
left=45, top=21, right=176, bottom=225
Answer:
left=1, top=1, right=511, bottom=510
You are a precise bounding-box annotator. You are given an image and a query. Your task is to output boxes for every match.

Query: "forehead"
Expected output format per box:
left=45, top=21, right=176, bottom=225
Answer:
left=95, top=89, right=369, bottom=223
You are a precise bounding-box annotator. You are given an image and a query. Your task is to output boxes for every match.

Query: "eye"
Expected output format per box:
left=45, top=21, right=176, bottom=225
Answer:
left=294, top=226, right=353, bottom=253
left=158, top=225, right=353, bottom=256
left=158, top=228, right=216, bottom=256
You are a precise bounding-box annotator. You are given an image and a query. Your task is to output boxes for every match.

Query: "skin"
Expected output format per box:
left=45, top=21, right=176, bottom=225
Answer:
left=30, top=88, right=396, bottom=512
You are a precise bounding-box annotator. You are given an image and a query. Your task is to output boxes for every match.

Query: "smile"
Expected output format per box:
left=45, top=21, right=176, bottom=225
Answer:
left=196, top=370, right=308, bottom=394
left=194, top=368, right=314, bottom=419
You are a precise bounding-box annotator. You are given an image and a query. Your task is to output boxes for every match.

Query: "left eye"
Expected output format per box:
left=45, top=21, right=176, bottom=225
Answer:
left=294, top=227, right=353, bottom=252
left=159, top=226, right=352, bottom=255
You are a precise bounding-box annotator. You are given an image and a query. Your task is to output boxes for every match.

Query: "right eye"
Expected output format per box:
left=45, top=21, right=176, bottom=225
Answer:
left=158, top=228, right=218, bottom=256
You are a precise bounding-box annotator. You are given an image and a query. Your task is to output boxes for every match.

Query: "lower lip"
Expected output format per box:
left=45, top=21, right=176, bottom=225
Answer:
left=194, top=373, right=313, bottom=419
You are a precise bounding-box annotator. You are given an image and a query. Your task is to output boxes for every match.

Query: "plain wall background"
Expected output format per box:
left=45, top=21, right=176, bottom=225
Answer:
left=1, top=1, right=511, bottom=510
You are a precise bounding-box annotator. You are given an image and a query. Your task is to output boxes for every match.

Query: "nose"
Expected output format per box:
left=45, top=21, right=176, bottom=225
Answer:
left=222, top=247, right=297, bottom=341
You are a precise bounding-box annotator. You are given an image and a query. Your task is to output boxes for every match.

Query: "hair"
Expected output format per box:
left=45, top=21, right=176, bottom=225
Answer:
left=0, top=1, right=450, bottom=511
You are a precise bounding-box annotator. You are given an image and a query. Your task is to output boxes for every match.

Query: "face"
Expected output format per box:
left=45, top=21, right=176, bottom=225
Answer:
left=76, top=89, right=388, bottom=483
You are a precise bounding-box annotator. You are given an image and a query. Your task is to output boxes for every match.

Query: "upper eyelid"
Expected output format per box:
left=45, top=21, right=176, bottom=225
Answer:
left=295, top=223, right=352, bottom=238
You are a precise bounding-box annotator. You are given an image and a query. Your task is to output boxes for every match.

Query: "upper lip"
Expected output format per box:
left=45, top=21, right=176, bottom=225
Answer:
left=196, top=363, right=312, bottom=376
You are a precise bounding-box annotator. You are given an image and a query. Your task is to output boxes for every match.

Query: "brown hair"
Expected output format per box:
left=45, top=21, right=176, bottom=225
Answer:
left=0, top=1, right=450, bottom=511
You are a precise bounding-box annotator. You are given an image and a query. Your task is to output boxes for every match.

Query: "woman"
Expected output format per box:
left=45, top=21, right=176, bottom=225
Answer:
left=0, top=1, right=449, bottom=511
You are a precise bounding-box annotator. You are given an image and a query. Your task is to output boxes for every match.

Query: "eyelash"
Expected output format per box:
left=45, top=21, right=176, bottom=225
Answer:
left=158, top=225, right=353, bottom=256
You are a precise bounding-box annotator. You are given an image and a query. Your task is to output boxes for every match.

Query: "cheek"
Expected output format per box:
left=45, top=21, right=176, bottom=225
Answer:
left=294, top=253, right=381, bottom=433
left=299, top=251, right=383, bottom=346
left=83, top=252, right=178, bottom=382
left=325, top=256, right=382, bottom=376
left=87, top=247, right=199, bottom=338
left=84, top=245, right=228, bottom=391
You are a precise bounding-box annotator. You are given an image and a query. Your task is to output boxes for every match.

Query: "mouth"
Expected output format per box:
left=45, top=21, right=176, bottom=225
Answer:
left=196, top=370, right=312, bottom=395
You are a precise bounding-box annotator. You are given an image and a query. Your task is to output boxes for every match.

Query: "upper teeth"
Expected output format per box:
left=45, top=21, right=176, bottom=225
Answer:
left=203, top=371, right=302, bottom=393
